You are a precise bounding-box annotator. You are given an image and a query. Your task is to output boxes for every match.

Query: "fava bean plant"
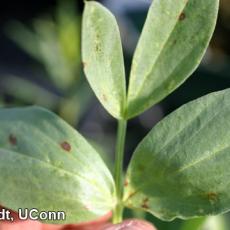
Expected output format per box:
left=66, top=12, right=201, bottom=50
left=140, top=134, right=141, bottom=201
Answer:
left=0, top=0, right=227, bottom=227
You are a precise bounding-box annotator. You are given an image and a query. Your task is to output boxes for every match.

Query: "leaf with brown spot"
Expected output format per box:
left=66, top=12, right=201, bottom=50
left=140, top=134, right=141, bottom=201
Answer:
left=82, top=1, right=126, bottom=119
left=125, top=89, right=230, bottom=221
left=0, top=106, right=115, bottom=224
left=126, top=0, right=219, bottom=118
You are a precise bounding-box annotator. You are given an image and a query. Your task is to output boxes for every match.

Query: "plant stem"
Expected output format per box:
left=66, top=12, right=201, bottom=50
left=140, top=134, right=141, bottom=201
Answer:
left=113, top=119, right=127, bottom=224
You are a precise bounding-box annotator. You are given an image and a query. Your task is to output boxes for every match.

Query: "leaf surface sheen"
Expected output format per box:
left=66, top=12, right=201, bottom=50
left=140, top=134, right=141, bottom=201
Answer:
left=124, top=89, right=230, bottom=221
left=0, top=106, right=115, bottom=224
left=127, top=0, right=219, bottom=118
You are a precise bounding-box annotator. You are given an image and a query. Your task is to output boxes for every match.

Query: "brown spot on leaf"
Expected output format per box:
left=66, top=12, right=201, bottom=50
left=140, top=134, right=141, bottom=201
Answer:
left=138, top=164, right=145, bottom=171
left=141, top=198, right=149, bottom=209
left=124, top=179, right=129, bottom=187
left=9, top=134, right=17, bottom=145
left=60, top=141, right=71, bottom=152
left=95, top=43, right=101, bottom=52
left=127, top=191, right=138, bottom=200
left=206, top=192, right=218, bottom=203
left=102, top=94, right=107, bottom=102
left=82, top=62, right=87, bottom=69
left=179, top=12, right=186, bottom=21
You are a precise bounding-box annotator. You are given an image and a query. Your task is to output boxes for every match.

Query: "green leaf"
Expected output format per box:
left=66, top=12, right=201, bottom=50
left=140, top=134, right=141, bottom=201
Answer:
left=126, top=0, right=219, bottom=118
left=82, top=1, right=126, bottom=119
left=201, top=216, right=228, bottom=230
left=179, top=218, right=206, bottom=230
left=124, top=89, right=230, bottom=221
left=0, top=106, right=115, bottom=224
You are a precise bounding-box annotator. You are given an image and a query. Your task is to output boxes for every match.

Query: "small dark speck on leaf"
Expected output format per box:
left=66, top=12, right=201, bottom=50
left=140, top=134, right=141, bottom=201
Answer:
left=179, top=12, right=186, bottom=21
left=127, top=191, right=137, bottom=200
left=60, top=141, right=71, bottom=152
left=206, top=192, right=218, bottom=203
left=82, top=62, right=87, bottom=69
left=141, top=198, right=149, bottom=209
left=95, top=44, right=101, bottom=52
left=9, top=134, right=17, bottom=145
left=124, top=179, right=129, bottom=187
left=138, top=164, right=145, bottom=171
left=102, top=94, right=107, bottom=102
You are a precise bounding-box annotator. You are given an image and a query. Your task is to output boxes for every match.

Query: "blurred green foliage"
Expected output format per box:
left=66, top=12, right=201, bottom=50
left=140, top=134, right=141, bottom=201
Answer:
left=6, top=0, right=80, bottom=90
left=3, top=0, right=92, bottom=126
